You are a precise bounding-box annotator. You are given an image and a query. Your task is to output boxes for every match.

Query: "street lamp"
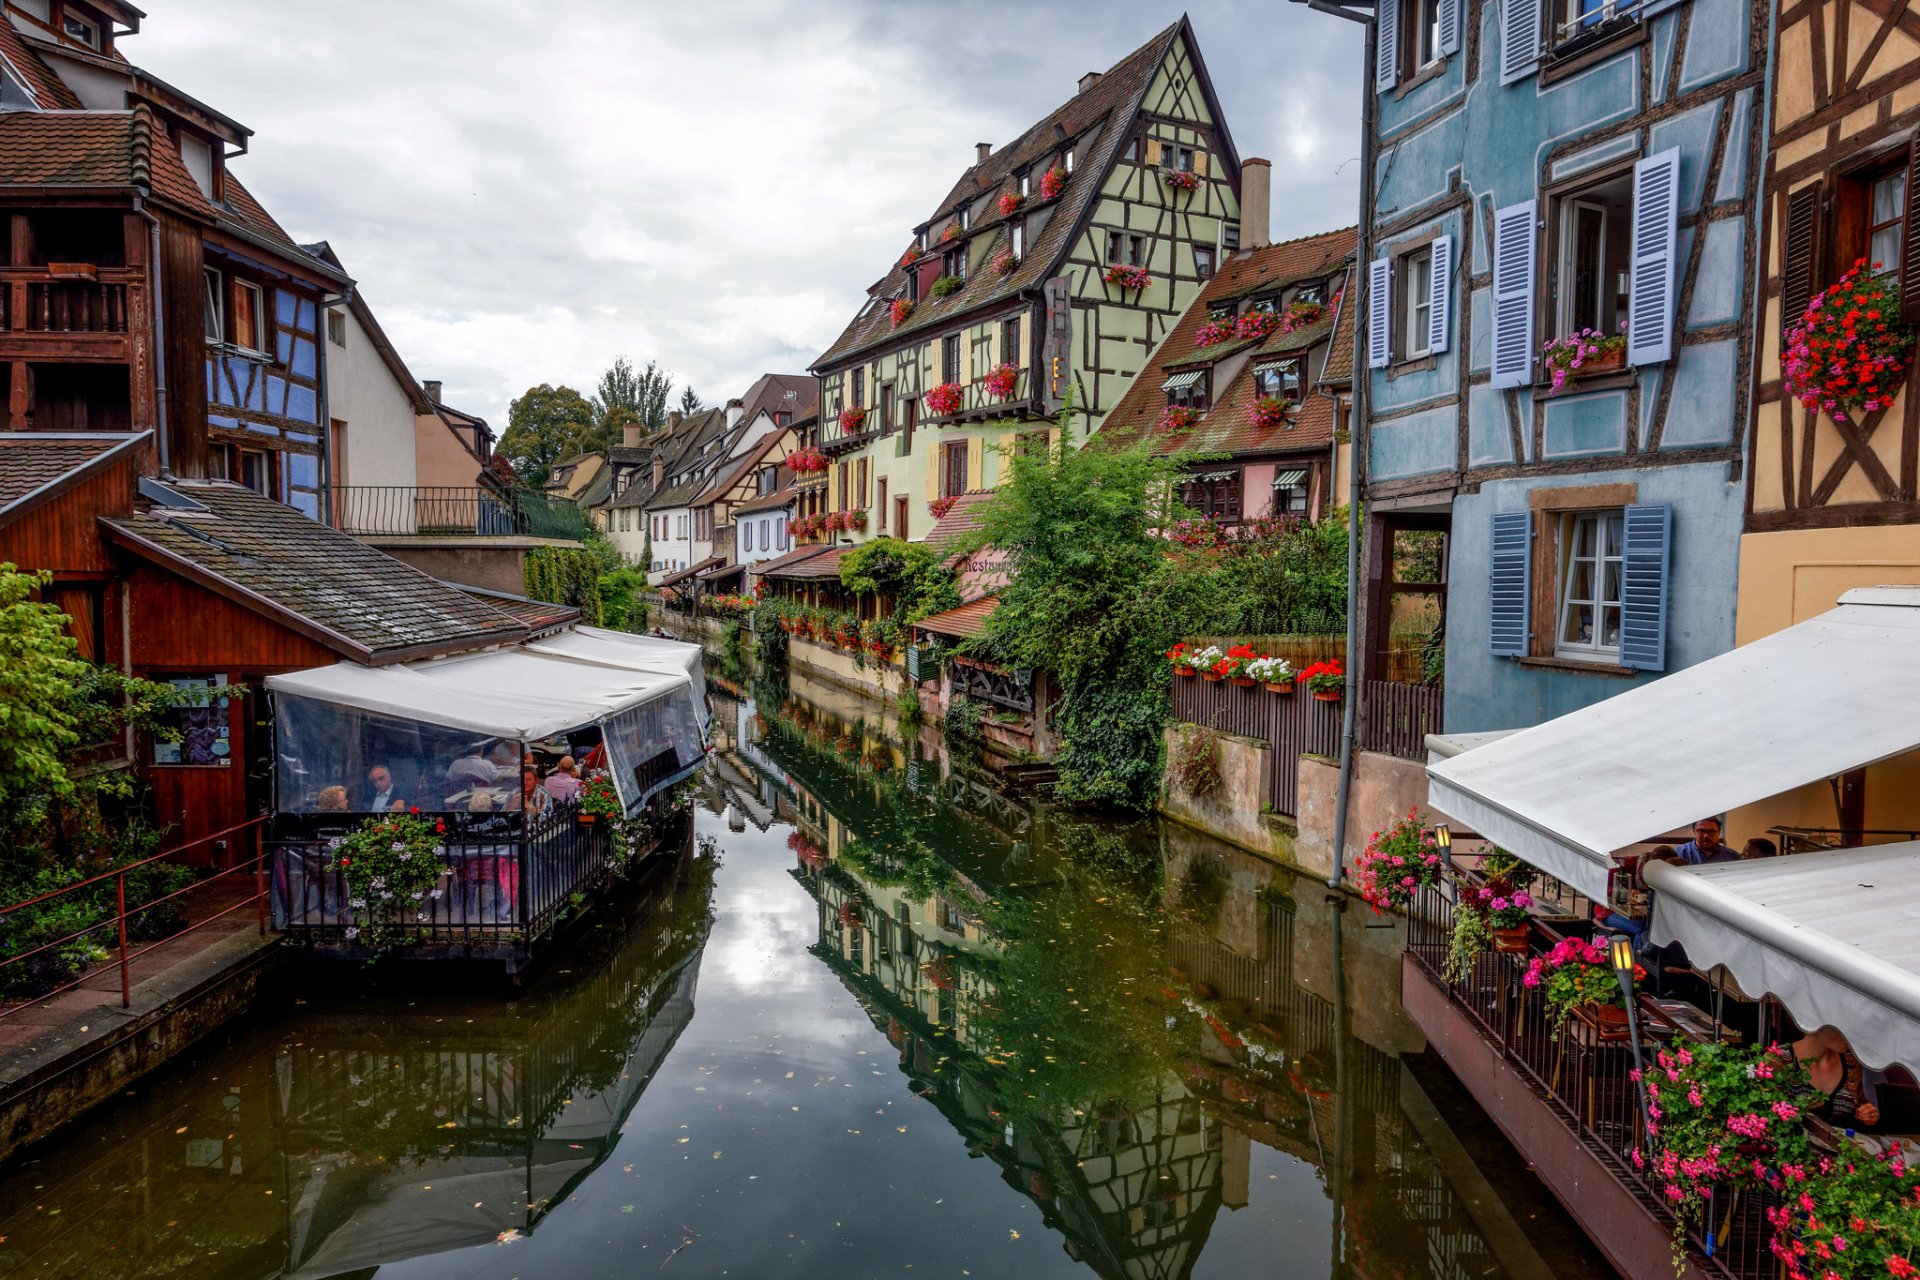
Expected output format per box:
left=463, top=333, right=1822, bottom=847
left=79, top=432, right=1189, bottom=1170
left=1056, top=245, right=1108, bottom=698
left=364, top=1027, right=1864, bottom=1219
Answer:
left=1433, top=823, right=1452, bottom=866
left=1611, top=933, right=1654, bottom=1154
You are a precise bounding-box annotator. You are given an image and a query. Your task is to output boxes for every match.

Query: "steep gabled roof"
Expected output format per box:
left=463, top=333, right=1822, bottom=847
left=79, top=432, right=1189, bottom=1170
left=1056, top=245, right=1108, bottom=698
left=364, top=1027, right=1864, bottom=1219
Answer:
left=0, top=431, right=147, bottom=525
left=692, top=427, right=791, bottom=508
left=0, top=22, right=81, bottom=110
left=813, top=20, right=1207, bottom=371
left=738, top=373, right=817, bottom=424
left=1098, top=228, right=1355, bottom=459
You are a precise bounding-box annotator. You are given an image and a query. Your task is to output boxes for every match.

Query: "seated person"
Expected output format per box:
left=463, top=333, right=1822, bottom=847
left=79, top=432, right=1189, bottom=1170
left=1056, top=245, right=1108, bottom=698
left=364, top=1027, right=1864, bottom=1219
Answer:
left=1792, top=1026, right=1886, bottom=1130
left=1741, top=837, right=1779, bottom=860
left=365, top=764, right=404, bottom=813
left=316, top=785, right=350, bottom=812
left=521, top=767, right=551, bottom=816
left=1597, top=846, right=1683, bottom=943
left=545, top=756, right=583, bottom=802
left=1676, top=817, right=1741, bottom=865
left=488, top=742, right=522, bottom=782
left=447, top=748, right=496, bottom=792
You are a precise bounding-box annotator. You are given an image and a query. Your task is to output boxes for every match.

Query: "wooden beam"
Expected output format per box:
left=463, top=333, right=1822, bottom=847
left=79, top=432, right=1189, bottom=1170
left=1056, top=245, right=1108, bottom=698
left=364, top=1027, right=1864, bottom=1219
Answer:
left=1809, top=406, right=1899, bottom=504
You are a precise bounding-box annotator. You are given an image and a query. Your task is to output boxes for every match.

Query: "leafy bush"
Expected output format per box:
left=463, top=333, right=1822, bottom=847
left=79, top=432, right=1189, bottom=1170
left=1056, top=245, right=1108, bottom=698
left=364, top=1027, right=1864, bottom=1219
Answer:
left=752, top=596, right=789, bottom=667
left=944, top=695, right=983, bottom=746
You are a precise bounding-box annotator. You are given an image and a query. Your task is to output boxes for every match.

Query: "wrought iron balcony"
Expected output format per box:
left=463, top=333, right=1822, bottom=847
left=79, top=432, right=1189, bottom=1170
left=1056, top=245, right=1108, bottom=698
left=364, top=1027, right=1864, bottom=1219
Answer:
left=332, top=485, right=591, bottom=541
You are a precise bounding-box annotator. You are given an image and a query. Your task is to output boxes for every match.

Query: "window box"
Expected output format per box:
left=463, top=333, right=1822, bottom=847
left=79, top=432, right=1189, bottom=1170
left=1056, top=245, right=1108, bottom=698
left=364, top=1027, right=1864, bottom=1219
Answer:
left=931, top=275, right=965, bottom=298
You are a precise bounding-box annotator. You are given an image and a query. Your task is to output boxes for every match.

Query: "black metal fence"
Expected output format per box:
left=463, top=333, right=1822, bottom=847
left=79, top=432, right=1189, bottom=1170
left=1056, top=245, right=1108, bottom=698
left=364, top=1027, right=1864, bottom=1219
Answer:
left=332, top=485, right=592, bottom=540
left=1168, top=675, right=1341, bottom=815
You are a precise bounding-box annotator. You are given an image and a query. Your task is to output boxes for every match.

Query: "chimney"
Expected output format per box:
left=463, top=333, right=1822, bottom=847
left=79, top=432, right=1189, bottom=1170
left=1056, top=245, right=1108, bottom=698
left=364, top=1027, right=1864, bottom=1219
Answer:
left=725, top=396, right=744, bottom=429
left=652, top=453, right=664, bottom=490
left=976, top=142, right=992, bottom=162
left=1240, top=158, right=1272, bottom=251
left=667, top=410, right=683, bottom=430
left=622, top=420, right=643, bottom=449
left=423, top=380, right=442, bottom=404
left=1078, top=71, right=1102, bottom=94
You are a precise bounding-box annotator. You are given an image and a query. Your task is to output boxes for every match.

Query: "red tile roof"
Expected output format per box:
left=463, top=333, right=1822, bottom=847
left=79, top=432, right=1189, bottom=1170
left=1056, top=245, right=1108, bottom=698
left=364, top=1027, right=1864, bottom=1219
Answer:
left=914, top=596, right=999, bottom=640
left=760, top=545, right=851, bottom=581
left=746, top=544, right=833, bottom=577
left=923, top=491, right=994, bottom=551
left=0, top=23, right=81, bottom=110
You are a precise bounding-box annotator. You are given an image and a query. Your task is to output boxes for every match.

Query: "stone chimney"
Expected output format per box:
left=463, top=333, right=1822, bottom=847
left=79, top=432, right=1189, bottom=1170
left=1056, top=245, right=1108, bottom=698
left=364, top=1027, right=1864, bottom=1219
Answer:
left=1078, top=71, right=1102, bottom=94
left=652, top=453, right=664, bottom=490
left=725, top=396, right=744, bottom=429
left=422, top=380, right=442, bottom=404
left=1240, top=158, right=1272, bottom=251
left=668, top=411, right=683, bottom=430
left=976, top=142, right=992, bottom=162
left=622, top=420, right=643, bottom=449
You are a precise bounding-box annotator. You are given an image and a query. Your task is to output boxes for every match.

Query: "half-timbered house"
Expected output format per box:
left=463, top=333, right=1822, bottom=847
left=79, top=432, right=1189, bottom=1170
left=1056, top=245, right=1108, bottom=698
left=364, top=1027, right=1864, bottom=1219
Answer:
left=808, top=18, right=1242, bottom=546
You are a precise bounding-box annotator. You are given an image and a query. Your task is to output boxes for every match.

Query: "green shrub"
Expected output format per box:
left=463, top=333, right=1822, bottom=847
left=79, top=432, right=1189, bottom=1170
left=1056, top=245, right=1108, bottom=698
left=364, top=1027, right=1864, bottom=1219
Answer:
left=943, top=695, right=983, bottom=746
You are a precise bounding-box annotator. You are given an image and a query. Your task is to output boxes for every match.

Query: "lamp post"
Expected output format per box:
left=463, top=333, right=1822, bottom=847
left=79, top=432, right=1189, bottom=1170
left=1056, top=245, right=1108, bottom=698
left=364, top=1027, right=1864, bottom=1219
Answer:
left=1433, top=823, right=1452, bottom=867
left=1611, top=933, right=1654, bottom=1154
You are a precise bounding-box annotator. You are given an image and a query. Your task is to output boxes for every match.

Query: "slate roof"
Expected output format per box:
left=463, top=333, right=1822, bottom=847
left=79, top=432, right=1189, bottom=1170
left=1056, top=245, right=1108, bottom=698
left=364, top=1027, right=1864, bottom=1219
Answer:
left=0, top=431, right=145, bottom=524
left=813, top=20, right=1208, bottom=370
left=914, top=596, right=999, bottom=640
left=452, top=584, right=579, bottom=637
left=738, top=373, right=817, bottom=424
left=693, top=427, right=789, bottom=507
left=102, top=482, right=528, bottom=664
left=1099, top=228, right=1355, bottom=458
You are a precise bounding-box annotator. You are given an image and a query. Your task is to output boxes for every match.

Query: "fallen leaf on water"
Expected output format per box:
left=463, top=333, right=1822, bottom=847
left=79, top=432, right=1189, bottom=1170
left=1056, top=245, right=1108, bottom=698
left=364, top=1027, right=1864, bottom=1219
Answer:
left=1009, top=1229, right=1020, bottom=1241
left=620, top=1204, right=635, bottom=1213
left=174, top=1127, right=187, bottom=1135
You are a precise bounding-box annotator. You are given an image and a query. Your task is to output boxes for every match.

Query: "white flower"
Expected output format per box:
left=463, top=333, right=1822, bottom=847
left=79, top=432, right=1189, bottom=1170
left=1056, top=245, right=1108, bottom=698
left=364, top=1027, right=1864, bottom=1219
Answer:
left=432, top=845, right=447, bottom=856
left=348, top=897, right=367, bottom=909
left=416, top=912, right=427, bottom=922
left=344, top=926, right=359, bottom=940
left=429, top=888, right=443, bottom=900
left=390, top=841, right=406, bottom=853
left=325, top=837, right=345, bottom=850
left=397, top=851, right=412, bottom=862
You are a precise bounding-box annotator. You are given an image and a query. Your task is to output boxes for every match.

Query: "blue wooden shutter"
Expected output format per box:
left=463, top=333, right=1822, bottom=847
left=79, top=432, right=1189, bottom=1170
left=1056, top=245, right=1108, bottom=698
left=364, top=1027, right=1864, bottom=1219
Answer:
left=1377, top=0, right=1401, bottom=92
left=1490, top=200, right=1536, bottom=388
left=1427, top=234, right=1453, bottom=356
left=1641, top=0, right=1684, bottom=16
left=1368, top=257, right=1393, bottom=369
left=1488, top=511, right=1532, bottom=657
left=1628, top=148, right=1682, bottom=366
left=1438, top=0, right=1462, bottom=54
left=1500, top=0, right=1542, bottom=83
left=1619, top=503, right=1672, bottom=671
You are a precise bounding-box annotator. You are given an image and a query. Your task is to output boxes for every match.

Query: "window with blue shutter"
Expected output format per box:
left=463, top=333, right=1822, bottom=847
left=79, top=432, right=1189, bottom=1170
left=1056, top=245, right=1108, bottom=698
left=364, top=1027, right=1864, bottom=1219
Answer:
left=1488, top=511, right=1532, bottom=657
left=1377, top=0, right=1401, bottom=92
left=1628, top=149, right=1682, bottom=367
left=1618, top=503, right=1672, bottom=670
left=1427, top=234, right=1453, bottom=356
left=1490, top=201, right=1537, bottom=388
left=1368, top=258, right=1393, bottom=369
left=1499, top=0, right=1541, bottom=83
left=1438, top=0, right=1462, bottom=55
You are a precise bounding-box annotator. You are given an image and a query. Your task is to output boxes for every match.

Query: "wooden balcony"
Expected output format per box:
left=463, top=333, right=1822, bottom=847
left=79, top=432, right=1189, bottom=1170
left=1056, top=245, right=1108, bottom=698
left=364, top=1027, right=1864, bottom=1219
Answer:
left=0, top=267, right=141, bottom=362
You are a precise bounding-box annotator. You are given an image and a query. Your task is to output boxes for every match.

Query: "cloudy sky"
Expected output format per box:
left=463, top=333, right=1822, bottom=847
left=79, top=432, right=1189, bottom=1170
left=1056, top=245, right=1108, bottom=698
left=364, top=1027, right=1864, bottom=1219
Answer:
left=135, top=1, right=1364, bottom=427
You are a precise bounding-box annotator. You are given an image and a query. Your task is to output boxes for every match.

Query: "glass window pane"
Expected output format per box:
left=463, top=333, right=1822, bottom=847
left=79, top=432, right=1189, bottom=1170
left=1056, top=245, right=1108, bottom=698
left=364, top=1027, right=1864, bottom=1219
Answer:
left=1871, top=227, right=1902, bottom=274
left=1561, top=602, right=1595, bottom=645
left=1873, top=173, right=1906, bottom=224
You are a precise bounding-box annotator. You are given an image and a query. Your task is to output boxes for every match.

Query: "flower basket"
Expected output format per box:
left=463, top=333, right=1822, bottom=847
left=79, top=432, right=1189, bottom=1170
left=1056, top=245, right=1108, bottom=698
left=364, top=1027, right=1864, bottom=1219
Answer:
left=789, top=446, right=829, bottom=473
left=1300, top=659, right=1344, bottom=700
left=1230, top=675, right=1255, bottom=687
left=928, top=495, right=958, bottom=519
left=846, top=509, right=868, bottom=530
left=837, top=407, right=867, bottom=434
left=1783, top=257, right=1916, bottom=420
left=1176, top=667, right=1197, bottom=678
left=824, top=511, right=847, bottom=532
left=1158, top=403, right=1200, bottom=434
left=1235, top=310, right=1283, bottom=341
left=997, top=191, right=1023, bottom=218
left=1201, top=670, right=1224, bottom=682
left=889, top=298, right=914, bottom=327
left=1349, top=809, right=1444, bottom=914
left=1248, top=396, right=1291, bottom=431
left=1193, top=320, right=1234, bottom=348
left=899, top=246, right=922, bottom=269
left=1541, top=329, right=1628, bottom=395
left=1523, top=935, right=1638, bottom=1035
left=1162, top=168, right=1200, bottom=191
left=1492, top=925, right=1530, bottom=952
left=1040, top=165, right=1068, bottom=200
left=1311, top=689, right=1340, bottom=702
left=925, top=382, right=963, bottom=416
left=1166, top=641, right=1199, bottom=678
left=1104, top=264, right=1152, bottom=292
left=1263, top=680, right=1294, bottom=694
left=931, top=274, right=964, bottom=298
left=992, top=249, right=1020, bottom=277
left=577, top=811, right=597, bottom=826
left=982, top=362, right=1019, bottom=401
left=940, top=223, right=958, bottom=243
left=1282, top=299, right=1326, bottom=331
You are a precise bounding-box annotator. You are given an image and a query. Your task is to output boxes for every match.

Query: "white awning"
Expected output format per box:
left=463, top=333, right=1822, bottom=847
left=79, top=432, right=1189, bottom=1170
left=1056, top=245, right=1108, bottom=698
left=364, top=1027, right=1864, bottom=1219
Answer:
left=1427, top=588, right=1920, bottom=900
left=1161, top=369, right=1205, bottom=391
left=1646, top=845, right=1920, bottom=1071
left=1252, top=358, right=1297, bottom=375
left=528, top=626, right=708, bottom=727
left=1272, top=469, right=1308, bottom=487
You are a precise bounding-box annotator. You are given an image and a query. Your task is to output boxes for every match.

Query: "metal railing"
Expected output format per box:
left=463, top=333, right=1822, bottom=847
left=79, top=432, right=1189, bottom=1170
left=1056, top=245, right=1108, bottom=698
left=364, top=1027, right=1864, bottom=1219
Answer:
left=1405, top=873, right=1780, bottom=1279
left=0, top=816, right=267, bottom=1015
left=332, top=485, right=592, bottom=541
left=1356, top=679, right=1443, bottom=760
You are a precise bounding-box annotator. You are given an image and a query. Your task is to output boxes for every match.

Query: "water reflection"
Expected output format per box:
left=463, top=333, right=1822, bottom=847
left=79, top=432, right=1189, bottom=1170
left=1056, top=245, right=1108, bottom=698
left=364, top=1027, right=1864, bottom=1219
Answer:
left=0, top=842, right=714, bottom=1280
left=733, top=678, right=1579, bottom=1280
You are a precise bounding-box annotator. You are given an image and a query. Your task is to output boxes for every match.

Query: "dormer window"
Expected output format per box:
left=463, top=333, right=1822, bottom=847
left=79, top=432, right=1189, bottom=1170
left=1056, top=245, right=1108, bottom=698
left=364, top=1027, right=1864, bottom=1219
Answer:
left=1296, top=282, right=1326, bottom=305
left=1254, top=360, right=1303, bottom=403
left=1017, top=169, right=1032, bottom=197
left=62, top=12, right=100, bottom=48
left=1165, top=373, right=1208, bottom=412
left=916, top=228, right=928, bottom=251
left=956, top=205, right=971, bottom=232
left=1065, top=145, right=1076, bottom=173
left=1010, top=220, right=1026, bottom=259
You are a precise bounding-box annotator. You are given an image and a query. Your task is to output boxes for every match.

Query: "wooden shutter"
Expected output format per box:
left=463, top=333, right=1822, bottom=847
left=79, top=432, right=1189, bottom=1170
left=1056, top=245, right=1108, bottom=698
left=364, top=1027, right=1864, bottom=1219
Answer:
left=1193, top=151, right=1209, bottom=177
left=1628, top=148, right=1682, bottom=366
left=1377, top=0, right=1401, bottom=91
left=1145, top=138, right=1163, bottom=167
left=1438, top=0, right=1462, bottom=54
left=1618, top=503, right=1672, bottom=671
left=1367, top=257, right=1393, bottom=369
left=1499, top=0, right=1541, bottom=84
left=1427, top=234, right=1453, bottom=355
left=1488, top=511, right=1533, bottom=657
left=967, top=437, right=984, bottom=491
left=1904, top=139, right=1920, bottom=324
left=1490, top=200, right=1537, bottom=388
left=1782, top=182, right=1824, bottom=338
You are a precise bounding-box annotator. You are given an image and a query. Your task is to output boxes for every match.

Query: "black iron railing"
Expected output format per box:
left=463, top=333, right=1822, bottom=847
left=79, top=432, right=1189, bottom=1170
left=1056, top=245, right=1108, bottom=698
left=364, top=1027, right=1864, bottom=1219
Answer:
left=332, top=485, right=592, bottom=540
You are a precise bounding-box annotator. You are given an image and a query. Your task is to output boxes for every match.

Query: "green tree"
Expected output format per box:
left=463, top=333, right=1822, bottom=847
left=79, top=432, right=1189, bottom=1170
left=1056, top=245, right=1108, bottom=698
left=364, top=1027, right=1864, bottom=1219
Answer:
left=499, top=384, right=595, bottom=488
left=678, top=386, right=704, bottom=416
left=590, top=357, right=675, bottom=449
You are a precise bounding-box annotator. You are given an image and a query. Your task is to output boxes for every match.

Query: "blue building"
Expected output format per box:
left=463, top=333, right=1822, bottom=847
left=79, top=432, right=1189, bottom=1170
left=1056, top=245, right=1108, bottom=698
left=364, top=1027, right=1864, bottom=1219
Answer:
left=1317, top=0, right=1764, bottom=734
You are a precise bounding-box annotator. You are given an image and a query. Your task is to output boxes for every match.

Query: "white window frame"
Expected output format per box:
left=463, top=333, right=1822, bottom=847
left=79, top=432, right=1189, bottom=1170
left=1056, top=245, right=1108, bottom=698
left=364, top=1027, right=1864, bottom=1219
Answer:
left=233, top=279, right=268, bottom=356
left=327, top=309, right=346, bottom=347
left=956, top=205, right=970, bottom=231
left=1556, top=196, right=1611, bottom=338
left=1011, top=220, right=1025, bottom=258
left=1017, top=170, right=1031, bottom=197
left=1064, top=145, right=1076, bottom=173
left=1402, top=246, right=1434, bottom=360
left=203, top=267, right=223, bottom=345
left=1554, top=509, right=1626, bottom=662
left=1414, top=0, right=1444, bottom=66
left=61, top=12, right=99, bottom=47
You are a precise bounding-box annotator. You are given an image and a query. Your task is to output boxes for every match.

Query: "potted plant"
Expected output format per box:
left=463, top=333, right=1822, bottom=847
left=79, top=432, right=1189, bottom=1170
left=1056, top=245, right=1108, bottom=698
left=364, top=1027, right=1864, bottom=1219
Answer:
left=1162, top=168, right=1200, bottom=191
left=925, top=382, right=964, bottom=416
left=824, top=511, right=847, bottom=533
left=1248, top=654, right=1294, bottom=693
left=1349, top=809, right=1445, bottom=915
left=1159, top=403, right=1201, bottom=434
left=931, top=274, right=965, bottom=298
left=1193, top=319, right=1234, bottom=348
left=1188, top=644, right=1226, bottom=681
left=992, top=249, right=1020, bottom=277
left=982, top=362, right=1019, bottom=401
left=1282, top=299, right=1326, bottom=331
left=1783, top=257, right=1916, bottom=421
left=1040, top=165, right=1068, bottom=200
left=1235, top=309, right=1283, bottom=341
left=579, top=776, right=622, bottom=829
left=1445, top=872, right=1534, bottom=981
left=1541, top=328, right=1628, bottom=395
left=838, top=406, right=867, bottom=434
left=1166, top=642, right=1199, bottom=678
left=1522, top=935, right=1639, bottom=1037
left=1248, top=395, right=1291, bottom=431
left=1300, top=658, right=1345, bottom=701
left=997, top=191, right=1023, bottom=218
left=890, top=298, right=914, bottom=327
left=324, top=809, right=452, bottom=951
left=1104, top=263, right=1152, bottom=292
left=1768, top=1145, right=1920, bottom=1280
left=940, top=223, right=959, bottom=243
left=846, top=509, right=869, bottom=531
left=1478, top=851, right=1539, bottom=951
left=899, top=245, right=922, bottom=269
left=789, top=446, right=829, bottom=473
left=1224, top=643, right=1259, bottom=686
left=928, top=495, right=958, bottom=519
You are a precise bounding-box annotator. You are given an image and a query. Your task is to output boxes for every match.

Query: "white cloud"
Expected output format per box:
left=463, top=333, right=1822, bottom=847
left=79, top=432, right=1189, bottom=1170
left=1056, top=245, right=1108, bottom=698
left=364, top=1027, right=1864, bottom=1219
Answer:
left=132, top=0, right=1361, bottom=425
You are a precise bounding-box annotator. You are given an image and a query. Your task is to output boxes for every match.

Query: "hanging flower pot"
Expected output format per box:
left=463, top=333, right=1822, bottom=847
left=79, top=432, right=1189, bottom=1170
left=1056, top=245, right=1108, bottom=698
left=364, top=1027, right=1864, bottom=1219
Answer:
left=837, top=407, right=867, bottom=434
left=1264, top=680, right=1295, bottom=694
left=1230, top=675, right=1256, bottom=687
left=1040, top=165, right=1068, bottom=201
left=982, top=362, right=1018, bottom=401
left=1235, top=309, right=1283, bottom=341
left=991, top=250, right=1020, bottom=277
left=1492, top=925, right=1531, bottom=953
left=1248, top=396, right=1292, bottom=432
left=1784, top=259, right=1915, bottom=419
left=997, top=191, right=1023, bottom=218
left=1312, top=689, right=1341, bottom=702
left=924, top=382, right=964, bottom=416
left=1202, top=670, right=1224, bottom=683
left=1301, top=659, right=1344, bottom=702
left=1104, top=264, right=1152, bottom=292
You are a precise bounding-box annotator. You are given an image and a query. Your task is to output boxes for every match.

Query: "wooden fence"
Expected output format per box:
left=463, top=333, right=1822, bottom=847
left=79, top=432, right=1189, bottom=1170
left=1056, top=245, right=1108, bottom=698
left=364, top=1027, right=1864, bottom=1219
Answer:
left=1355, top=679, right=1444, bottom=761
left=1168, top=677, right=1340, bottom=815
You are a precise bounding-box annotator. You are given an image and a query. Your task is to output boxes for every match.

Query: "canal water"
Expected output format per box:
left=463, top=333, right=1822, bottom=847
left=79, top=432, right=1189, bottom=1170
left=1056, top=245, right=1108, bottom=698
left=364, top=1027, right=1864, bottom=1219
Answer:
left=0, top=665, right=1609, bottom=1280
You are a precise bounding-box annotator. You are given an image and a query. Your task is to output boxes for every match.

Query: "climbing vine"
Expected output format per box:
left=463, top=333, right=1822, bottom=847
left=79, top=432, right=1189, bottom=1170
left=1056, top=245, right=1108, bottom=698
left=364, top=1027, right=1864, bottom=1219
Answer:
left=523, top=546, right=605, bottom=625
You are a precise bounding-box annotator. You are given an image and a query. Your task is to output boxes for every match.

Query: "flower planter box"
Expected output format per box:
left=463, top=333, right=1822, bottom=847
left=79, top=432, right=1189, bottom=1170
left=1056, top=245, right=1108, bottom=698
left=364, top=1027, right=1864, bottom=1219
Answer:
left=1230, top=676, right=1256, bottom=687
left=1492, top=925, right=1530, bottom=953
left=577, top=812, right=598, bottom=826
left=1311, top=689, right=1342, bottom=702
left=1202, top=672, right=1224, bottom=683
left=1263, top=681, right=1295, bottom=695
left=1586, top=347, right=1626, bottom=375
left=1174, top=668, right=1195, bottom=678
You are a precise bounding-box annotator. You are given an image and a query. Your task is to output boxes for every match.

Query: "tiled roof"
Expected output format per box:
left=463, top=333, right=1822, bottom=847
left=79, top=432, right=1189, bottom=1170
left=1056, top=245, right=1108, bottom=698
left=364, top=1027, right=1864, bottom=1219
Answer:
left=914, top=596, right=999, bottom=640
left=659, top=556, right=724, bottom=587
left=102, top=483, right=528, bottom=664
left=1098, top=230, right=1355, bottom=458
left=923, top=491, right=995, bottom=551
left=222, top=172, right=304, bottom=254
left=1317, top=268, right=1358, bottom=387
left=762, top=545, right=852, bottom=580
left=693, top=428, right=789, bottom=507
left=0, top=432, right=145, bottom=523
left=734, top=479, right=797, bottom=516
left=739, top=373, right=817, bottom=424
left=0, top=24, right=80, bottom=109
left=452, top=584, right=580, bottom=637
left=813, top=20, right=1190, bottom=370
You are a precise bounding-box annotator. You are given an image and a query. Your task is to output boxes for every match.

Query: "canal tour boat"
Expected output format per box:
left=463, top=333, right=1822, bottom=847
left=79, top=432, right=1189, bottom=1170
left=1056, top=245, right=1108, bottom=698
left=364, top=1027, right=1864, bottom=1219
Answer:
left=265, top=627, right=710, bottom=968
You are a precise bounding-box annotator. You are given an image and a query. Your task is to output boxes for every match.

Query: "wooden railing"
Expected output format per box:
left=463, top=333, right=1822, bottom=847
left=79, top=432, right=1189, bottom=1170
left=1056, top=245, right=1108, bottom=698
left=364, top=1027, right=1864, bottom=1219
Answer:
left=0, top=267, right=140, bottom=334
left=1356, top=679, right=1443, bottom=760
left=1168, top=675, right=1341, bottom=815
left=951, top=657, right=1034, bottom=713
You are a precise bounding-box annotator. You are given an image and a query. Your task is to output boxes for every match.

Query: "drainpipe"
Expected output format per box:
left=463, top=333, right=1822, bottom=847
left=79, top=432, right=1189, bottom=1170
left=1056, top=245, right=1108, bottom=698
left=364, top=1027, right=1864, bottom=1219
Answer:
left=316, top=289, right=345, bottom=526
left=1306, top=0, right=1378, bottom=891
left=1739, top=0, right=1781, bottom=528
left=138, top=201, right=173, bottom=481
